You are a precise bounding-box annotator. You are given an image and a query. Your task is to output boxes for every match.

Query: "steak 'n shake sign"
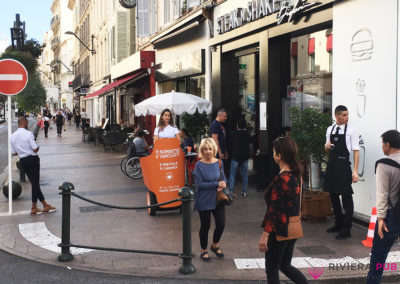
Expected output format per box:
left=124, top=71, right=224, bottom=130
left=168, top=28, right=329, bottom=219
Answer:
left=216, top=0, right=319, bottom=34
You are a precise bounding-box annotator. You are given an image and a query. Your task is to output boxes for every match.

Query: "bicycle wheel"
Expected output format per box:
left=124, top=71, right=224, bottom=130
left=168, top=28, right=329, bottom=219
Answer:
left=125, top=157, right=142, bottom=179
left=120, top=157, right=128, bottom=175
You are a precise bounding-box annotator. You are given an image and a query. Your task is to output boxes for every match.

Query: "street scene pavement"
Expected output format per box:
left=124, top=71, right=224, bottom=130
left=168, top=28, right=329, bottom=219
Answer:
left=0, top=123, right=399, bottom=283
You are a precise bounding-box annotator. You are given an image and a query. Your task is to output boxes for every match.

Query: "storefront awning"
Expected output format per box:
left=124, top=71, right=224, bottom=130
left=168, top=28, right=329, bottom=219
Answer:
left=84, top=71, right=146, bottom=100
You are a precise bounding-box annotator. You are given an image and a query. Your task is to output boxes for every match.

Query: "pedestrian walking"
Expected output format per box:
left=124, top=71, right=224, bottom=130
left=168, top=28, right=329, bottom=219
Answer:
left=366, top=130, right=400, bottom=284
left=324, top=105, right=360, bottom=240
left=43, top=114, right=50, bottom=138
left=81, top=108, right=88, bottom=128
left=259, top=136, right=308, bottom=284
left=55, top=110, right=64, bottom=137
left=67, top=111, right=72, bottom=126
left=228, top=117, right=250, bottom=198
left=153, top=109, right=180, bottom=141
left=10, top=117, right=56, bottom=215
left=33, top=114, right=43, bottom=141
left=74, top=110, right=81, bottom=128
left=193, top=138, right=227, bottom=262
left=210, top=108, right=228, bottom=160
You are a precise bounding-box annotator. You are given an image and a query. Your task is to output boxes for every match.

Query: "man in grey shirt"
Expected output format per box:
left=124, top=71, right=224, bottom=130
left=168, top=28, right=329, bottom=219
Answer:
left=367, top=130, right=400, bottom=284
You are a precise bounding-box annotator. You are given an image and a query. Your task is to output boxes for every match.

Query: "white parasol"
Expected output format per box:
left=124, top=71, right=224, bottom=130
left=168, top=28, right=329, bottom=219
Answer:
left=134, top=91, right=212, bottom=116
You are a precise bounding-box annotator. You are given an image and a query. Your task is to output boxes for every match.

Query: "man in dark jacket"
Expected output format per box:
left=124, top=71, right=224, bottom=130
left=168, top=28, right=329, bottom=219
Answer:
left=228, top=117, right=250, bottom=197
left=55, top=110, right=64, bottom=137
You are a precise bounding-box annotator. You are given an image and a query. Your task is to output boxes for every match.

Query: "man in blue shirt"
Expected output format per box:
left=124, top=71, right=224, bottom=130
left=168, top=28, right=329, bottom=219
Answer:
left=210, top=109, right=228, bottom=159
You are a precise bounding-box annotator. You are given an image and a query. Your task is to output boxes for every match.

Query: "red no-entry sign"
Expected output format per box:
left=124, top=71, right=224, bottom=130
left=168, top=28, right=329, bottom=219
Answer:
left=0, top=59, right=28, bottom=96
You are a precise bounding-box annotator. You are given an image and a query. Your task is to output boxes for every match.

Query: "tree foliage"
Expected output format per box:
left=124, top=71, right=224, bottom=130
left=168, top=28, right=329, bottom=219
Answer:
left=0, top=38, right=45, bottom=112
left=14, top=72, right=46, bottom=112
left=0, top=50, right=37, bottom=72
left=181, top=111, right=209, bottom=142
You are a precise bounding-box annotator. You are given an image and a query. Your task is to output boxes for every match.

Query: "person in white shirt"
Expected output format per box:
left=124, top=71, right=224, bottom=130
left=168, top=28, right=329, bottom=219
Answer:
left=10, top=117, right=56, bottom=215
left=324, top=105, right=359, bottom=240
left=153, top=109, right=180, bottom=141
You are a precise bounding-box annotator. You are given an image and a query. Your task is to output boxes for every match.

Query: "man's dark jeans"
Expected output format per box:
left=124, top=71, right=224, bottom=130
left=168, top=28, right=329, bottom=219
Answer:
left=367, top=209, right=400, bottom=284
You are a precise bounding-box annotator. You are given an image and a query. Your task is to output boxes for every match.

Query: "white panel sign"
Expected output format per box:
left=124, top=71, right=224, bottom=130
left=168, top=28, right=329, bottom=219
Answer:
left=333, top=0, right=398, bottom=218
left=260, top=102, right=267, bottom=130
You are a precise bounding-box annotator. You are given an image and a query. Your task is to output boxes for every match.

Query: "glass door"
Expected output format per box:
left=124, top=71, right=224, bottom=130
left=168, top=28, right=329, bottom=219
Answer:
left=237, top=53, right=259, bottom=137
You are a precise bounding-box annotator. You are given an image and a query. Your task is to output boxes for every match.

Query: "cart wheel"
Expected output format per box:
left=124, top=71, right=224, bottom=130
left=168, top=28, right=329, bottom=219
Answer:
left=125, top=157, right=142, bottom=180
left=120, top=157, right=128, bottom=175
left=146, top=191, right=157, bottom=216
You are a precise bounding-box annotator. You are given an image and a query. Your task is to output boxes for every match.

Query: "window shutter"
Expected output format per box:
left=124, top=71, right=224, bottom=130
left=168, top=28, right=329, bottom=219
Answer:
left=149, top=0, right=157, bottom=35
left=138, top=0, right=149, bottom=37
left=188, top=0, right=201, bottom=9
left=129, top=7, right=136, bottom=55
left=164, top=0, right=170, bottom=25
left=291, top=42, right=298, bottom=57
left=117, top=11, right=129, bottom=62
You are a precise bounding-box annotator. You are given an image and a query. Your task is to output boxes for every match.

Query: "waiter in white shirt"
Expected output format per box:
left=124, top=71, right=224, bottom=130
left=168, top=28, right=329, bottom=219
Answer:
left=10, top=117, right=56, bottom=215
left=324, top=105, right=359, bottom=240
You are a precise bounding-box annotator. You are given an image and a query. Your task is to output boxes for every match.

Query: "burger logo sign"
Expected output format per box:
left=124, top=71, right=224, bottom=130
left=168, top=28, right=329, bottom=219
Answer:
left=351, top=28, right=374, bottom=62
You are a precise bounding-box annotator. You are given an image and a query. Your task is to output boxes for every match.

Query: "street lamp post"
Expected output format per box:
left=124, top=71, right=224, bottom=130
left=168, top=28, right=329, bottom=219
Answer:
left=65, top=31, right=96, bottom=55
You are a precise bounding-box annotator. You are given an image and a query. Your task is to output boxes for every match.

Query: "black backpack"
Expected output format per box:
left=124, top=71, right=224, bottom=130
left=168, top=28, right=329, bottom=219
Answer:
left=375, top=158, right=400, bottom=219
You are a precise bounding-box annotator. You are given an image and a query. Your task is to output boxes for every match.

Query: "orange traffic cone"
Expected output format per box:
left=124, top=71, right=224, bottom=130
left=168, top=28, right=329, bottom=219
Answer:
left=361, top=207, right=377, bottom=248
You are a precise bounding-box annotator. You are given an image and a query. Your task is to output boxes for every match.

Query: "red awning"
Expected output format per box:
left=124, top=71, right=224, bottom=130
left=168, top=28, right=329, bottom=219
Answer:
left=326, top=34, right=333, bottom=52
left=85, top=71, right=145, bottom=99
left=291, top=42, right=298, bottom=57
left=308, top=38, right=315, bottom=55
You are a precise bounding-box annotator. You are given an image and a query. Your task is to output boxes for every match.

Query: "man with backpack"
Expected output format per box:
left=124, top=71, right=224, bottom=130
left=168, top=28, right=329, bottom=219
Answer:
left=367, top=130, right=400, bottom=284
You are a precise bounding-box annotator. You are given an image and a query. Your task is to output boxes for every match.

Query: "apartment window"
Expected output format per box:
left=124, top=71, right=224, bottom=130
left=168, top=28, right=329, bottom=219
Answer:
left=308, top=38, right=315, bottom=73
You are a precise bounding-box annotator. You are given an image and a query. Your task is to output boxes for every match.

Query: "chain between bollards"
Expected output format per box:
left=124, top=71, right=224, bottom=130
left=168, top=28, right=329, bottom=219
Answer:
left=58, top=182, right=74, bottom=262
left=179, top=187, right=196, bottom=275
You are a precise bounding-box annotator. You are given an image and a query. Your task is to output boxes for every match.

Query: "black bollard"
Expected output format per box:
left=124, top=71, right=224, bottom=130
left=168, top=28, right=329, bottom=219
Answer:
left=58, top=182, right=74, bottom=262
left=178, top=187, right=196, bottom=275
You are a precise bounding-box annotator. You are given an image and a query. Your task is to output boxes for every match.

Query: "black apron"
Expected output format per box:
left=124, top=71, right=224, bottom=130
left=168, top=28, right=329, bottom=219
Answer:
left=324, top=124, right=353, bottom=194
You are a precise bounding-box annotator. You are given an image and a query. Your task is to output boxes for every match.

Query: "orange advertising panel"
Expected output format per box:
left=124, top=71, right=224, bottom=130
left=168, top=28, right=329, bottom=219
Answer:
left=140, top=138, right=184, bottom=208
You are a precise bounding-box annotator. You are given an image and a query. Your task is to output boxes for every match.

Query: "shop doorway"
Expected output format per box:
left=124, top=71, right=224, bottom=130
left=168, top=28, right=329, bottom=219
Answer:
left=221, top=46, right=259, bottom=155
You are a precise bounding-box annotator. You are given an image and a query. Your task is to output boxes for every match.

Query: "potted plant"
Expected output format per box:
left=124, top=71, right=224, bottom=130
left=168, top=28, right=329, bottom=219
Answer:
left=181, top=111, right=209, bottom=144
left=290, top=107, right=333, bottom=218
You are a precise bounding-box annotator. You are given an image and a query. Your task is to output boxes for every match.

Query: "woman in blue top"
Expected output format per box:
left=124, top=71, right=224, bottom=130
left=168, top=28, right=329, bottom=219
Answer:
left=193, top=138, right=227, bottom=261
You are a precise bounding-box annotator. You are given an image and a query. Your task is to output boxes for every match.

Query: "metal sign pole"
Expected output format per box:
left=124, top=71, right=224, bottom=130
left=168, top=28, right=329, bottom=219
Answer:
left=8, top=96, right=12, bottom=215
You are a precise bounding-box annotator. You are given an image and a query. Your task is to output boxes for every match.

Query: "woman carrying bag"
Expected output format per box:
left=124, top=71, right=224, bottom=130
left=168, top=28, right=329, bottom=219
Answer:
left=193, top=138, right=227, bottom=262
left=259, top=136, right=308, bottom=284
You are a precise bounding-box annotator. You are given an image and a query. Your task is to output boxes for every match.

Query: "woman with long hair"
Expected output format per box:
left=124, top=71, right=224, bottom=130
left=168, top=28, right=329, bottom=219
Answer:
left=259, top=136, right=308, bottom=284
left=193, top=138, right=227, bottom=262
left=153, top=108, right=180, bottom=141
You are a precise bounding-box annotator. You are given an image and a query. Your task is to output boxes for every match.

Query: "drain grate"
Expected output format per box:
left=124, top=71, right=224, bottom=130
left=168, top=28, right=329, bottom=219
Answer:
left=79, top=206, right=112, bottom=213
left=297, top=245, right=335, bottom=255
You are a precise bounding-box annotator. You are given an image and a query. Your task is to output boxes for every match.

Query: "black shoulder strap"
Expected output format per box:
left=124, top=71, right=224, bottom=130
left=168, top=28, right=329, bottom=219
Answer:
left=375, top=158, right=400, bottom=174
